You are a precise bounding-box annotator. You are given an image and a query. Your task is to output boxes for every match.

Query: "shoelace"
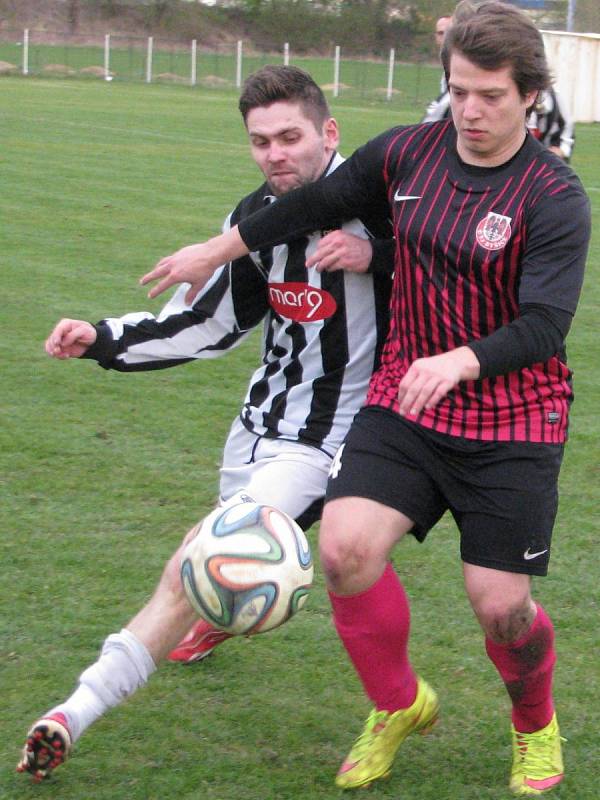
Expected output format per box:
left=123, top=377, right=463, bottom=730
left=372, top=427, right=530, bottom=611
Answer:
left=349, top=709, right=390, bottom=759
left=513, top=729, right=566, bottom=771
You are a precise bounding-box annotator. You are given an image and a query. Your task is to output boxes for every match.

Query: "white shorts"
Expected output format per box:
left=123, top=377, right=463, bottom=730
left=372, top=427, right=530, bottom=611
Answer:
left=219, top=417, right=333, bottom=530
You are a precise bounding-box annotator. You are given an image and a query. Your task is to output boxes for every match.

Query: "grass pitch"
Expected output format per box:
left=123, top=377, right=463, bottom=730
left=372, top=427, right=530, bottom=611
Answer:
left=1, top=77, right=599, bottom=800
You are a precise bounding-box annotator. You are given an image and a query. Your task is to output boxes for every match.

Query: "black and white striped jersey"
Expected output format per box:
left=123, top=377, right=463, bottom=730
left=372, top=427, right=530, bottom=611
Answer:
left=84, top=153, right=393, bottom=456
left=422, top=74, right=451, bottom=124
left=527, top=87, right=575, bottom=161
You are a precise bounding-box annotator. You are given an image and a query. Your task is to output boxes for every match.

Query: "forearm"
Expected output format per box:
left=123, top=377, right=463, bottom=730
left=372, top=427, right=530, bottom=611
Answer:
left=368, top=238, right=395, bottom=274
left=239, top=182, right=346, bottom=252
left=239, top=149, right=388, bottom=252
left=142, top=227, right=249, bottom=302
left=467, top=304, right=572, bottom=379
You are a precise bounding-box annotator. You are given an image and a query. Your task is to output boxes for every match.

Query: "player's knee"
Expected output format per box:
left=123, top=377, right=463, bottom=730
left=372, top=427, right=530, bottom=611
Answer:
left=477, top=598, right=536, bottom=644
left=319, top=509, right=371, bottom=588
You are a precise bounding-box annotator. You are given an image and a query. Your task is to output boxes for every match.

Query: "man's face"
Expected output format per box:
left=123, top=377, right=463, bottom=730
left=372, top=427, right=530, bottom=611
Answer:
left=434, top=16, right=452, bottom=49
left=449, top=51, right=537, bottom=167
left=246, top=101, right=339, bottom=196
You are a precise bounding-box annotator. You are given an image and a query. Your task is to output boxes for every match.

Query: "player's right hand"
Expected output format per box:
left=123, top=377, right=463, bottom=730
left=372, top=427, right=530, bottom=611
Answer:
left=140, top=227, right=250, bottom=304
left=45, top=319, right=97, bottom=359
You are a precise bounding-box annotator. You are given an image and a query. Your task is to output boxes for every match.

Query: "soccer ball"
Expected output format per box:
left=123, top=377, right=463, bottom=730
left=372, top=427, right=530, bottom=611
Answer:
left=180, top=501, right=314, bottom=635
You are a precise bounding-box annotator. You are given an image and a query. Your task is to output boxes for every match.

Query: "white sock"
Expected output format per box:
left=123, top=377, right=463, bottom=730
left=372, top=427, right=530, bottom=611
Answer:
left=46, top=628, right=156, bottom=742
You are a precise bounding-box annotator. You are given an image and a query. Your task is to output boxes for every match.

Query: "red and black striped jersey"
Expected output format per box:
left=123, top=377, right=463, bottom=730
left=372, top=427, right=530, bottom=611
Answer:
left=239, top=121, right=590, bottom=444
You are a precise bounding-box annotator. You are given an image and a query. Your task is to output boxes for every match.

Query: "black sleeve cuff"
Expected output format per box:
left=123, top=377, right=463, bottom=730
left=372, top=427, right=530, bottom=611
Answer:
left=367, top=238, right=395, bottom=274
left=80, top=322, right=119, bottom=366
left=467, top=304, right=572, bottom=379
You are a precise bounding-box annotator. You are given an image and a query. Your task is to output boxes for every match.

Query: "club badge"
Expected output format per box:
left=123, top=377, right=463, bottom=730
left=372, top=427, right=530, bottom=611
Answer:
left=475, top=212, right=512, bottom=251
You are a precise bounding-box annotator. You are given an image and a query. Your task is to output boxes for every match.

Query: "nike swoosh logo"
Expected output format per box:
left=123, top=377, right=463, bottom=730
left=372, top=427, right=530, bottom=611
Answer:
left=394, top=192, right=422, bottom=202
left=523, top=548, right=548, bottom=560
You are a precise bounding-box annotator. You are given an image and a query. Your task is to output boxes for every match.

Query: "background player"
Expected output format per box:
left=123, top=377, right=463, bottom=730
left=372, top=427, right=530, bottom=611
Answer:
left=421, top=13, right=453, bottom=122
left=137, top=3, right=591, bottom=795
left=17, top=65, right=393, bottom=781
left=528, top=85, right=576, bottom=161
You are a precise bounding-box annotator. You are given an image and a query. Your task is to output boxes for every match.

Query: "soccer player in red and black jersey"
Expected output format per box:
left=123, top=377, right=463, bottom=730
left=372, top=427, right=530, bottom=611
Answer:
left=140, top=2, right=590, bottom=795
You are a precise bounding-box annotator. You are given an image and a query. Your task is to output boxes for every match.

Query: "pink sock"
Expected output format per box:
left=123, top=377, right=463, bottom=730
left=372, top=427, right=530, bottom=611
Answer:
left=485, top=603, right=556, bottom=733
left=329, top=562, right=417, bottom=712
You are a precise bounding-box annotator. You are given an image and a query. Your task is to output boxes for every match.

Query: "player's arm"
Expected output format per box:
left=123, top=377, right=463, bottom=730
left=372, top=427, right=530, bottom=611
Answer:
left=142, top=134, right=392, bottom=302
left=548, top=90, right=575, bottom=161
left=81, top=257, right=267, bottom=372
left=46, top=257, right=266, bottom=371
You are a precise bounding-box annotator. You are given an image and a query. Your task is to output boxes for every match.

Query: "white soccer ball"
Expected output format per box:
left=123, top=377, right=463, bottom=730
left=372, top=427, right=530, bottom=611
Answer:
left=181, top=502, right=314, bottom=635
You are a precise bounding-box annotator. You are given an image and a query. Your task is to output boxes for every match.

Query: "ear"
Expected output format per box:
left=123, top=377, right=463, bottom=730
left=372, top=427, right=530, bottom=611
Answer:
left=524, top=89, right=539, bottom=113
left=323, top=117, right=340, bottom=152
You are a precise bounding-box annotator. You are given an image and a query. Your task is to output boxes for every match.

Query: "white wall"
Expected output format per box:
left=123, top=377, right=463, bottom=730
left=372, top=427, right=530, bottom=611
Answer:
left=542, top=30, right=600, bottom=123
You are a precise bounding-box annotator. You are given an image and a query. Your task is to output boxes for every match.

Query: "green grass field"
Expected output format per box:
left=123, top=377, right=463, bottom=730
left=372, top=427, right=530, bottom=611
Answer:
left=1, top=77, right=599, bottom=800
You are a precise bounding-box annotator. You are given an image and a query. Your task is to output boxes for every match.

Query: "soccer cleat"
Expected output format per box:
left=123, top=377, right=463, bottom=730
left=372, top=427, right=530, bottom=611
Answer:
left=16, top=713, right=72, bottom=782
left=167, top=618, right=232, bottom=664
left=510, top=713, right=565, bottom=795
left=335, top=677, right=439, bottom=789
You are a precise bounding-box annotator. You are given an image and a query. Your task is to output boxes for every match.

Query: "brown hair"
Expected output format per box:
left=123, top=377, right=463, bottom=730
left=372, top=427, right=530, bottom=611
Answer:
left=238, top=65, right=331, bottom=131
left=441, top=1, right=551, bottom=98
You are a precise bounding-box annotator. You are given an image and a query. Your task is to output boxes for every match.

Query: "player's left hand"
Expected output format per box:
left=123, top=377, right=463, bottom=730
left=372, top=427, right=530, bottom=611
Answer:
left=398, top=347, right=480, bottom=416
left=307, top=231, right=373, bottom=273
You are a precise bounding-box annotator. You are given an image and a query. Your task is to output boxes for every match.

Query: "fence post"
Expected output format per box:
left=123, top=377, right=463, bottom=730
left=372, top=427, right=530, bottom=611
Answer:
left=333, top=45, right=340, bottom=98
left=283, top=42, right=289, bottom=65
left=104, top=34, right=110, bottom=79
left=22, top=28, right=29, bottom=75
left=236, top=40, right=243, bottom=88
left=146, top=36, right=153, bottom=83
left=191, top=39, right=197, bottom=86
left=386, top=47, right=395, bottom=101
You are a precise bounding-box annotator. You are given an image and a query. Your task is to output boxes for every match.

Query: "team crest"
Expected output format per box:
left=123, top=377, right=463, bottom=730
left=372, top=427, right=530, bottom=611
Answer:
left=475, top=212, right=512, bottom=251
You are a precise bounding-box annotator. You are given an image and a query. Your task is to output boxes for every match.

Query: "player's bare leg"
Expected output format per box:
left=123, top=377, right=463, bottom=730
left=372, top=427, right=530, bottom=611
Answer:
left=17, top=532, right=198, bottom=781
left=465, top=565, right=564, bottom=795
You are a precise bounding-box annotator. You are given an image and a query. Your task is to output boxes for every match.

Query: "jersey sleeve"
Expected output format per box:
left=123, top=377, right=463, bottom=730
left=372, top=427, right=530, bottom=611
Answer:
left=518, top=176, right=590, bottom=314
left=82, top=211, right=269, bottom=372
left=238, top=133, right=393, bottom=252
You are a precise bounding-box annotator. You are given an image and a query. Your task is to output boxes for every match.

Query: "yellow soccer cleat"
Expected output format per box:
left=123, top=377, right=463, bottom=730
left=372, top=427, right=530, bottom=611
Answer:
left=335, top=677, right=439, bottom=789
left=510, top=713, right=565, bottom=795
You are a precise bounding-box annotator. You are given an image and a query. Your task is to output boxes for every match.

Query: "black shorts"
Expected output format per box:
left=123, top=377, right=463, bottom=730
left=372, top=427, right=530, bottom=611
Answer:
left=326, top=406, right=564, bottom=576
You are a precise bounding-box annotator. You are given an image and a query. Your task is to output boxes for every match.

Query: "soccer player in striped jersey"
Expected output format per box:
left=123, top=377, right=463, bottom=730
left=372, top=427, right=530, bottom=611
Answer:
left=139, top=3, right=591, bottom=795
left=528, top=86, right=575, bottom=162
left=17, top=66, right=393, bottom=781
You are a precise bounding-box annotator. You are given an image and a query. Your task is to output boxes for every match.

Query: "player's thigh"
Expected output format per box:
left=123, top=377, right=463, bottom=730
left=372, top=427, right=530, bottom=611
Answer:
left=450, top=442, right=564, bottom=577
left=326, top=406, right=447, bottom=541
left=220, top=420, right=330, bottom=524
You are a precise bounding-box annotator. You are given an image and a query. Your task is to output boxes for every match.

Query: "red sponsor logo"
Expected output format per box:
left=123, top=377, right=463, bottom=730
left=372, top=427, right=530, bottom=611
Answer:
left=268, top=282, right=337, bottom=322
left=476, top=212, right=512, bottom=251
